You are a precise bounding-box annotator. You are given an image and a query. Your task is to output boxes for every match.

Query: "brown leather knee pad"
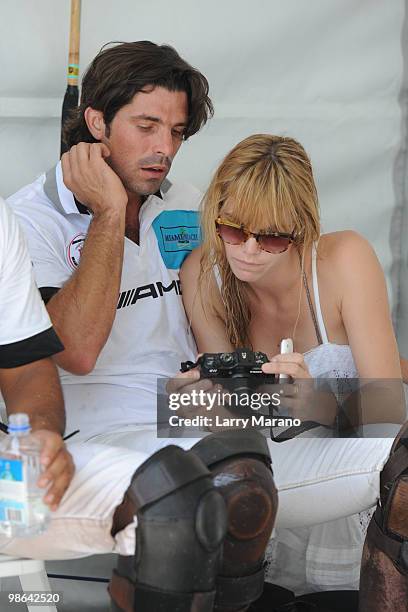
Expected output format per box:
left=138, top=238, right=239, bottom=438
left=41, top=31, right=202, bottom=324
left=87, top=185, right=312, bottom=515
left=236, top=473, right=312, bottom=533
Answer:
left=367, top=425, right=408, bottom=575
left=109, top=445, right=227, bottom=612
left=192, top=430, right=278, bottom=611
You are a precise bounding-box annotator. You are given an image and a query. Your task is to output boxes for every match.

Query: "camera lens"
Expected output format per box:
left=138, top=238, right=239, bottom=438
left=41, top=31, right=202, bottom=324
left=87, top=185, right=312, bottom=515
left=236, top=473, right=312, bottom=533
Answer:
left=227, top=376, right=253, bottom=396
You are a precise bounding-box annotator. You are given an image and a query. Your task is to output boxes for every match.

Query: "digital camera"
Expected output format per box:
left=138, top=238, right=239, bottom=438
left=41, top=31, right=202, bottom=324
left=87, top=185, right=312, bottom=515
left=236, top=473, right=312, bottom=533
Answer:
left=180, top=348, right=276, bottom=393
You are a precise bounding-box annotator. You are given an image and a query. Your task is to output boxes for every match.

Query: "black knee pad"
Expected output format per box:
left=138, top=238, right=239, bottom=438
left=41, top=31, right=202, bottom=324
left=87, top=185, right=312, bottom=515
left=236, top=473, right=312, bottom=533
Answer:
left=368, top=432, right=408, bottom=576
left=193, top=430, right=278, bottom=611
left=110, top=445, right=227, bottom=612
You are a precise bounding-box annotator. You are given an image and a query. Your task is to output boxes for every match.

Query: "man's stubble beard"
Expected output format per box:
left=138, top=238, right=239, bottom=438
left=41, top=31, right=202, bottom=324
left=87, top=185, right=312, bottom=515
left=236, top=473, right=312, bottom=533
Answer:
left=108, top=156, right=166, bottom=197
left=122, top=174, right=164, bottom=197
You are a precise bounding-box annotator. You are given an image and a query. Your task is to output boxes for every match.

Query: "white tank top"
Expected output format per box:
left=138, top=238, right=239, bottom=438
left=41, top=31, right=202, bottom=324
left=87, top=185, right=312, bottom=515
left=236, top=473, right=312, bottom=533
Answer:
left=214, top=241, right=358, bottom=378
left=303, top=242, right=357, bottom=378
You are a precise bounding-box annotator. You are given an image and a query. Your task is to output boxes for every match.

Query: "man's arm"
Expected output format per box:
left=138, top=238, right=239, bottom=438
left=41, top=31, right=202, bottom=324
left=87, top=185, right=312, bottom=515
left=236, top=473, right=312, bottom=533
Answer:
left=0, top=358, right=64, bottom=434
left=0, top=197, right=74, bottom=510
left=0, top=360, right=74, bottom=511
left=45, top=143, right=128, bottom=375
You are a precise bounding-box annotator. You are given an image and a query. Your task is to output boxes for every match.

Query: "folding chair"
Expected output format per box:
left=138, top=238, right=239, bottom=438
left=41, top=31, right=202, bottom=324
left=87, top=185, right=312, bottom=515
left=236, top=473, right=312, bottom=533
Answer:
left=0, top=555, right=57, bottom=611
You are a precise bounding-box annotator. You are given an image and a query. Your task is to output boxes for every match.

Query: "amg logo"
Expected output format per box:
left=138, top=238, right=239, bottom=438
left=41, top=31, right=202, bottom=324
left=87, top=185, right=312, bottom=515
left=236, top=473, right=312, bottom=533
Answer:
left=117, top=280, right=181, bottom=310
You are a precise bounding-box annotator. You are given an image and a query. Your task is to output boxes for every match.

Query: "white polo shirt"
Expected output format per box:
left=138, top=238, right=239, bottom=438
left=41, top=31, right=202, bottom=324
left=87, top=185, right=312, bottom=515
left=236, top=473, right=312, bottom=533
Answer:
left=0, top=197, right=63, bottom=367
left=8, top=164, right=201, bottom=438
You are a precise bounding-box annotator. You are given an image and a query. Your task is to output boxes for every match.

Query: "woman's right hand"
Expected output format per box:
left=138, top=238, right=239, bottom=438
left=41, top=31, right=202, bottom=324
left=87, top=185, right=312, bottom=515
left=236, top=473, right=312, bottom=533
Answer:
left=166, top=367, right=216, bottom=397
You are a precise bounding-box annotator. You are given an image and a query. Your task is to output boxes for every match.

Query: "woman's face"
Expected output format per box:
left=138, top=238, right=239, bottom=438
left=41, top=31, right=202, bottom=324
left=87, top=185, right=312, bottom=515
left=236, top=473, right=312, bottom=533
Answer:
left=219, top=204, right=294, bottom=284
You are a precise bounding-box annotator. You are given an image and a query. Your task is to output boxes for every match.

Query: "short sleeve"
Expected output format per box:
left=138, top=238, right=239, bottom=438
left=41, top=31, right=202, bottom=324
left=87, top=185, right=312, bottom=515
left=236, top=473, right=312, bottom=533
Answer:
left=7, top=173, right=76, bottom=291
left=10, top=209, right=73, bottom=291
left=0, top=198, right=63, bottom=367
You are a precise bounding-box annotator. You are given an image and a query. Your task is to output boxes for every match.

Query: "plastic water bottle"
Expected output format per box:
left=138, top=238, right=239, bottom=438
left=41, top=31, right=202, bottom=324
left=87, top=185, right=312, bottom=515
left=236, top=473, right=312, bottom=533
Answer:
left=0, top=413, right=50, bottom=537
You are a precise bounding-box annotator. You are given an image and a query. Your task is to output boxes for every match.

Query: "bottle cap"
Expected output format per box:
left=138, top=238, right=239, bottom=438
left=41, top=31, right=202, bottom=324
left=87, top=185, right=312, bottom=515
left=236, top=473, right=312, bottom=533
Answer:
left=8, top=413, right=31, bottom=433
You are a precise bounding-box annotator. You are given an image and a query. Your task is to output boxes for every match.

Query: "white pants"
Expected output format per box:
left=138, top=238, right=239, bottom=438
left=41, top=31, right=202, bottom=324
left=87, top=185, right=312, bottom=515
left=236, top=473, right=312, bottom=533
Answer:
left=0, top=424, right=398, bottom=567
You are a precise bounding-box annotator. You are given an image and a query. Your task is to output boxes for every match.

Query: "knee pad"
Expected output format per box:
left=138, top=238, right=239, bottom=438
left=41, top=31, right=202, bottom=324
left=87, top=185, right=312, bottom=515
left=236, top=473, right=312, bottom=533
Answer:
left=109, top=445, right=227, bottom=612
left=368, top=427, right=408, bottom=576
left=193, top=430, right=278, bottom=611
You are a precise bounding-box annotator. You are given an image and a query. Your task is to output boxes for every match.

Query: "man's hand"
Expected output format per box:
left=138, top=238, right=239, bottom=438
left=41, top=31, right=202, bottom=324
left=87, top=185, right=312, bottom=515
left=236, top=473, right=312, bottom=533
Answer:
left=33, top=430, right=75, bottom=512
left=61, top=142, right=128, bottom=215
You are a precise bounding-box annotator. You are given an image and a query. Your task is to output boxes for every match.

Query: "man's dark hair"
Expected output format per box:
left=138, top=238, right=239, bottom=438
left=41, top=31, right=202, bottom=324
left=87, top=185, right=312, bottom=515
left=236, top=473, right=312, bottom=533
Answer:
left=63, top=40, right=214, bottom=148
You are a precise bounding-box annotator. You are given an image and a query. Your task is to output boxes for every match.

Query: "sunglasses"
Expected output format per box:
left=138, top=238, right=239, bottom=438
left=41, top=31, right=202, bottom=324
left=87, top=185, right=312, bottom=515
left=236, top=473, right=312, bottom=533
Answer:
left=215, top=217, right=295, bottom=254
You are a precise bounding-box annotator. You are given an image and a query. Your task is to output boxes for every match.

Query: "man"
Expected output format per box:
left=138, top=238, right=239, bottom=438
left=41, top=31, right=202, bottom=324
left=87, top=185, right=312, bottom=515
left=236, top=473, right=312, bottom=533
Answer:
left=0, top=197, right=74, bottom=515
left=6, top=42, right=278, bottom=612
left=8, top=41, right=209, bottom=440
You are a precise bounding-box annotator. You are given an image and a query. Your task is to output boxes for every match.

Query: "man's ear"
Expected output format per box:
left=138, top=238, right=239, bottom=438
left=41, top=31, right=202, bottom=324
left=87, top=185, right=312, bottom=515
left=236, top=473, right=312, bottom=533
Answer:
left=84, top=107, right=106, bottom=141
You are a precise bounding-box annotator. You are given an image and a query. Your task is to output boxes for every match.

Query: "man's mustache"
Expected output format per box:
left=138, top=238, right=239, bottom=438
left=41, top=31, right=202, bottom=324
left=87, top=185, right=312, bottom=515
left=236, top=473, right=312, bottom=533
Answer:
left=138, top=155, right=172, bottom=170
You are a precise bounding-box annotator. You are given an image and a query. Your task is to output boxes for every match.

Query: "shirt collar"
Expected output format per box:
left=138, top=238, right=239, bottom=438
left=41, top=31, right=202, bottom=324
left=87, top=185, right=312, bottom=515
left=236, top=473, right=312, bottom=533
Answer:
left=56, top=162, right=83, bottom=214
left=45, top=162, right=171, bottom=215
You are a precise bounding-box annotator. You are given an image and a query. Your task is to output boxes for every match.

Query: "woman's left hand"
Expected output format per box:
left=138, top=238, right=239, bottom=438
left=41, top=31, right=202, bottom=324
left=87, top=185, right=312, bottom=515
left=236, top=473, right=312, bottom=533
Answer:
left=261, top=353, right=336, bottom=425
left=261, top=352, right=312, bottom=379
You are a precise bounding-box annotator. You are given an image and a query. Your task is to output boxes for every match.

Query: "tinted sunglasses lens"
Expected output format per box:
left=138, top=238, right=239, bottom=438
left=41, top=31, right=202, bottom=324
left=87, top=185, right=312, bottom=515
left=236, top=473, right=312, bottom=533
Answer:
left=217, top=223, right=246, bottom=245
left=259, top=235, right=291, bottom=253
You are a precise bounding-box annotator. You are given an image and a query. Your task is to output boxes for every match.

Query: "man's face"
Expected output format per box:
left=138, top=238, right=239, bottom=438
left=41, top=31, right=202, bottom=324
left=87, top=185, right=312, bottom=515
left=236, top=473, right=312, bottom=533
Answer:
left=102, top=86, right=188, bottom=196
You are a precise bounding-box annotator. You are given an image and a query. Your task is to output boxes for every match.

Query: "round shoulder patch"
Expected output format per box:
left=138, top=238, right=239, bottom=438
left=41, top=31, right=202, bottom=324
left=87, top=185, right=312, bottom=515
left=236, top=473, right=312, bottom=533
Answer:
left=66, top=233, right=86, bottom=270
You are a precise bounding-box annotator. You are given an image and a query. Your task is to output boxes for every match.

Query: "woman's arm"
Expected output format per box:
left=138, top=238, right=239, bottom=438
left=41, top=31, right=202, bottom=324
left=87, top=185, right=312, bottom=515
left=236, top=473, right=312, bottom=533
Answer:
left=328, top=231, right=405, bottom=423
left=330, top=231, right=400, bottom=377
left=400, top=356, right=408, bottom=384
left=180, top=247, right=233, bottom=353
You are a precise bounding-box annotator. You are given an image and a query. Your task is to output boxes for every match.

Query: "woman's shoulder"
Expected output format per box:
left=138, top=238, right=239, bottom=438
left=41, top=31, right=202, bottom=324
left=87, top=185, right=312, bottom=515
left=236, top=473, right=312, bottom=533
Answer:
left=317, top=230, right=378, bottom=271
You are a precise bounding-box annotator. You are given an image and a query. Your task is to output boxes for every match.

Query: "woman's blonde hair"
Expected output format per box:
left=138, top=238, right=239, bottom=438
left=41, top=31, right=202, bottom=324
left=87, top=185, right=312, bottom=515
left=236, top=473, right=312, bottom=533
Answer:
left=198, top=134, right=320, bottom=348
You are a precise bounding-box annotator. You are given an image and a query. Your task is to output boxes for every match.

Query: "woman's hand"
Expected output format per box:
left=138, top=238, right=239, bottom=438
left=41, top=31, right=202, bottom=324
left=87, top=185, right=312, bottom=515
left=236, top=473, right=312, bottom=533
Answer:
left=165, top=369, right=243, bottom=432
left=261, top=352, right=312, bottom=379
left=166, top=367, right=216, bottom=397
left=261, top=354, right=336, bottom=426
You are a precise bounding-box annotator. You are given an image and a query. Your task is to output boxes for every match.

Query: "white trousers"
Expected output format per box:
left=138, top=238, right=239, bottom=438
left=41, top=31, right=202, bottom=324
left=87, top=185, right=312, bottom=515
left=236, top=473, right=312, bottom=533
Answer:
left=0, top=424, right=398, bottom=566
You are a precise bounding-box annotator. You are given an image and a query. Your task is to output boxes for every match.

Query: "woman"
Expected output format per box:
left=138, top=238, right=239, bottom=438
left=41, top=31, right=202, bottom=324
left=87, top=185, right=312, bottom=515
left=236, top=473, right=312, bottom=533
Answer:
left=180, top=134, right=407, bottom=604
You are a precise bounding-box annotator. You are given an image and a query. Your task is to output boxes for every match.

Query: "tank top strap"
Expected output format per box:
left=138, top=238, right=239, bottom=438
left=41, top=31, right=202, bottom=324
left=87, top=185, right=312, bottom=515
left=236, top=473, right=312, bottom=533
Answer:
left=311, top=241, right=329, bottom=344
left=214, top=264, right=222, bottom=290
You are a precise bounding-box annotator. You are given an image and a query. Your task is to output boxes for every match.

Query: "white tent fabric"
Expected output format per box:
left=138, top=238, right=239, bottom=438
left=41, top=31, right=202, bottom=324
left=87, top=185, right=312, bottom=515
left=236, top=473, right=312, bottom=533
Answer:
left=1, top=0, right=406, bottom=341
left=0, top=0, right=407, bottom=596
left=393, top=3, right=408, bottom=350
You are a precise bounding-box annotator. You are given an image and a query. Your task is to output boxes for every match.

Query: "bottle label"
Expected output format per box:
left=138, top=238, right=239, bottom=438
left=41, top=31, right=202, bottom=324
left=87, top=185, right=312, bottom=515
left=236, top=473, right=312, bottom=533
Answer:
left=0, top=458, right=27, bottom=524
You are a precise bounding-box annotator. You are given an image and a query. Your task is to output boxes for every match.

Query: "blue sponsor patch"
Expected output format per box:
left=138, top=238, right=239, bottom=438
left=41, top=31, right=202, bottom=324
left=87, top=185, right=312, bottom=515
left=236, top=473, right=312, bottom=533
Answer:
left=152, top=210, right=202, bottom=269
